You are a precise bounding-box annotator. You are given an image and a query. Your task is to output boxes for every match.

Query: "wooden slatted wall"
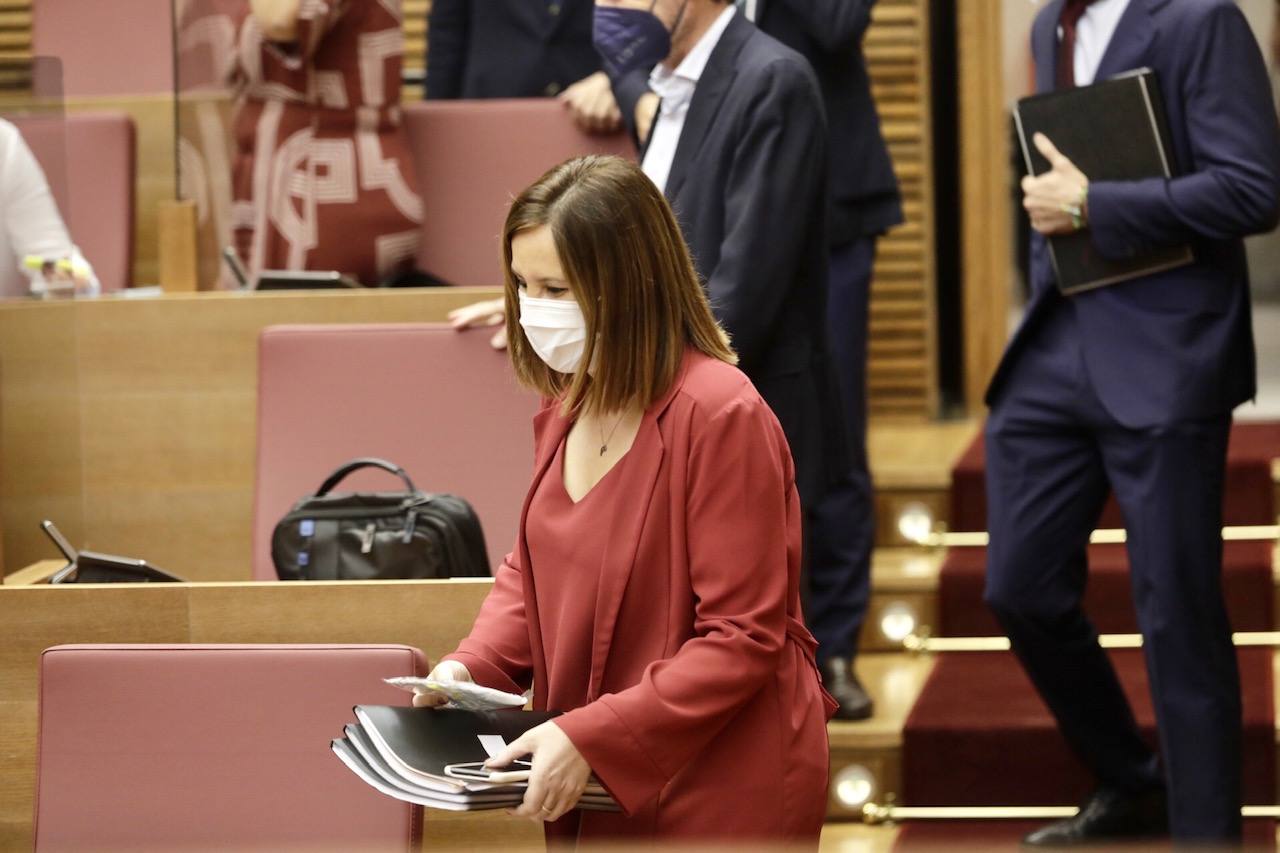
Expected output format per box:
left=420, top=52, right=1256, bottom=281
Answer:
left=0, top=0, right=31, bottom=92
left=402, top=0, right=429, bottom=100
left=865, top=0, right=937, bottom=418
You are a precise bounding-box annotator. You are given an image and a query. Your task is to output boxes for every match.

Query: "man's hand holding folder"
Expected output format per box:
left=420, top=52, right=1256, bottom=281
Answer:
left=1022, top=132, right=1090, bottom=235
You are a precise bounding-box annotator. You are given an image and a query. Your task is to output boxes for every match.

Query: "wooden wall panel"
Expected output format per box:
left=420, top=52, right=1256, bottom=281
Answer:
left=957, top=0, right=1012, bottom=411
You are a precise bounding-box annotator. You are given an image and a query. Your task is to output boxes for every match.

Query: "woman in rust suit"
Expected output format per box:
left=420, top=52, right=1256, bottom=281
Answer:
left=417, top=155, right=835, bottom=844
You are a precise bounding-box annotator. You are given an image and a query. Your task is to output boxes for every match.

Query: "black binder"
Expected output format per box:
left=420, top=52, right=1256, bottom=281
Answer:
left=331, top=705, right=618, bottom=812
left=1014, top=68, right=1193, bottom=294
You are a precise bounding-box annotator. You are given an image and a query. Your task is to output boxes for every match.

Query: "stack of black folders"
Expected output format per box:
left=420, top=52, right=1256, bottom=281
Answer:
left=332, top=705, right=618, bottom=812
left=1014, top=67, right=1193, bottom=294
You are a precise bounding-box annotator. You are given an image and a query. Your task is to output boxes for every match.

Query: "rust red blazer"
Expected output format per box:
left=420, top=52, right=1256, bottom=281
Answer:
left=445, top=350, right=835, bottom=841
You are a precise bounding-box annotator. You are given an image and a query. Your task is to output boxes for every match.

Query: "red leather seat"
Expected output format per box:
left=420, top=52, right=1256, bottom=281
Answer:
left=9, top=112, right=135, bottom=293
left=402, top=99, right=635, bottom=286
left=253, top=323, right=539, bottom=580
left=34, top=643, right=426, bottom=852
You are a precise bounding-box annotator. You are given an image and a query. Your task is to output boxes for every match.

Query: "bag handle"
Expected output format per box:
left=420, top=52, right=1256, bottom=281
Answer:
left=315, top=458, right=418, bottom=497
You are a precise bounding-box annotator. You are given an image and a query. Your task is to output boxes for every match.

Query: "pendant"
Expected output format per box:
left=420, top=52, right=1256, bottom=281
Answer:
left=599, top=445, right=607, bottom=456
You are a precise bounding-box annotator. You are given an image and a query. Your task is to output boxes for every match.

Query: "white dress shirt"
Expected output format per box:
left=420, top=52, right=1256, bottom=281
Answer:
left=1066, top=0, right=1131, bottom=87
left=641, top=5, right=738, bottom=194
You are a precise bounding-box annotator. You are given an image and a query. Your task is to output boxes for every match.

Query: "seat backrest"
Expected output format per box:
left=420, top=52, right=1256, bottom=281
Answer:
left=34, top=643, right=426, bottom=852
left=8, top=112, right=135, bottom=292
left=402, top=99, right=635, bottom=286
left=254, top=323, right=539, bottom=580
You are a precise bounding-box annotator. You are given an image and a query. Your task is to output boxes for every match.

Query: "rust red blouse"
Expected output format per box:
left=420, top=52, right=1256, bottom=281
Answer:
left=525, top=438, right=629, bottom=711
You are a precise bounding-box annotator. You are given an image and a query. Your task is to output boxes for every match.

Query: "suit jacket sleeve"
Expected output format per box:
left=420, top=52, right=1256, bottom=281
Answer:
left=442, top=548, right=533, bottom=696
left=610, top=68, right=655, bottom=147
left=768, top=0, right=876, bottom=52
left=554, top=394, right=792, bottom=815
left=707, top=59, right=827, bottom=370
left=1087, top=3, right=1280, bottom=260
left=425, top=0, right=469, bottom=99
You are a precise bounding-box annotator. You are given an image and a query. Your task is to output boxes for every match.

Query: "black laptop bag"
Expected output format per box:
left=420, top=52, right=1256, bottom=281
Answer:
left=272, top=458, right=490, bottom=581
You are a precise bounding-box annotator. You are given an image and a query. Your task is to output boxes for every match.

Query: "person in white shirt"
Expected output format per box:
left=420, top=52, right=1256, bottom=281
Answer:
left=0, top=118, right=95, bottom=299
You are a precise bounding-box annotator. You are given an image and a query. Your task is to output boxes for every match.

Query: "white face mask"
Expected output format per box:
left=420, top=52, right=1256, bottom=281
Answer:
left=518, top=290, right=588, bottom=374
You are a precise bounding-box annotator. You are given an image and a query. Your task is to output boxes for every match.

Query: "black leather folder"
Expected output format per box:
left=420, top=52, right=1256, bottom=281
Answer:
left=332, top=705, right=617, bottom=811
left=354, top=705, right=557, bottom=788
left=1014, top=68, right=1193, bottom=294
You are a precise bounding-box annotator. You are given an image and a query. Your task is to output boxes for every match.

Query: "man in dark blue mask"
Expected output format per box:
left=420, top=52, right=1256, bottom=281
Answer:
left=592, top=0, right=872, bottom=718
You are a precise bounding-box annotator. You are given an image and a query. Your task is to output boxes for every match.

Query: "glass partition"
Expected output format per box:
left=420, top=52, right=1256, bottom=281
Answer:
left=175, top=0, right=239, bottom=290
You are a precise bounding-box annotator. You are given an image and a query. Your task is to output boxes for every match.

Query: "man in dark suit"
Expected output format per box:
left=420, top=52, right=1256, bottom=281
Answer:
left=605, top=0, right=899, bottom=720
left=426, top=0, right=622, bottom=132
left=742, top=0, right=902, bottom=722
left=593, top=0, right=843, bottom=629
left=984, top=0, right=1280, bottom=845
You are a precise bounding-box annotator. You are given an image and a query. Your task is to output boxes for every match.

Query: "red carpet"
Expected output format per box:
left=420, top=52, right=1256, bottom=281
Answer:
left=937, top=540, right=1275, bottom=637
left=893, top=421, right=1279, bottom=849
left=893, top=819, right=1276, bottom=851
left=901, top=649, right=1275, bottom=808
left=949, top=421, right=1280, bottom=532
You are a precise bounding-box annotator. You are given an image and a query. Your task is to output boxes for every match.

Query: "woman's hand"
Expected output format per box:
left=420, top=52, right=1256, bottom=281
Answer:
left=485, top=721, right=591, bottom=822
left=411, top=660, right=472, bottom=708
left=448, top=298, right=507, bottom=350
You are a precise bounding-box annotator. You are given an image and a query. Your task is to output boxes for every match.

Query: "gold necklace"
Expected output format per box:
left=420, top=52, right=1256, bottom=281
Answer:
left=598, top=412, right=627, bottom=456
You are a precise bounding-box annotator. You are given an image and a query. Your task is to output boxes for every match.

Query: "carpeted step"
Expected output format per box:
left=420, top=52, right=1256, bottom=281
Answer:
left=892, top=819, right=1275, bottom=851
left=901, top=648, right=1274, bottom=808
left=949, top=422, right=1280, bottom=532
left=936, top=540, right=1275, bottom=637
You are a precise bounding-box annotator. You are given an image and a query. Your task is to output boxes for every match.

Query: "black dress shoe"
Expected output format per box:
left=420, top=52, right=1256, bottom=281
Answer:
left=1023, top=787, right=1168, bottom=847
left=821, top=656, right=874, bottom=721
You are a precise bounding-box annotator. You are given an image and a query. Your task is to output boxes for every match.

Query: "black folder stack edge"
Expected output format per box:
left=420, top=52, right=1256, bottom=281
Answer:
left=1014, top=67, right=1193, bottom=294
left=331, top=705, right=618, bottom=812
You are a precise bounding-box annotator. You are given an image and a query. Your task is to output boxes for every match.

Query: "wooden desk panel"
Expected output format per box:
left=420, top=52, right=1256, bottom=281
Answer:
left=0, top=577, right=496, bottom=849
left=0, top=288, right=503, bottom=579
left=0, top=301, right=84, bottom=576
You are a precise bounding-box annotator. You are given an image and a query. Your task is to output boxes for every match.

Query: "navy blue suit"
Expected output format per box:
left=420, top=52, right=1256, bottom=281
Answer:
left=983, top=0, right=1280, bottom=840
left=755, top=0, right=903, bottom=666
left=655, top=13, right=839, bottom=511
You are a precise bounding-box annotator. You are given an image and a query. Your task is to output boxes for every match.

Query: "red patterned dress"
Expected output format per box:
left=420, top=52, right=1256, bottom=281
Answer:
left=229, top=0, right=423, bottom=285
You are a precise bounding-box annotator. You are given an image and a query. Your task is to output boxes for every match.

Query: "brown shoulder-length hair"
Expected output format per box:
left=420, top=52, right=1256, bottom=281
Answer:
left=503, top=154, right=736, bottom=416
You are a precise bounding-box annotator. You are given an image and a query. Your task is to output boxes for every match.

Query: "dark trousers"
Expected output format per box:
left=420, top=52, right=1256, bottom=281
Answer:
left=983, top=299, right=1241, bottom=841
left=807, top=237, right=876, bottom=665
